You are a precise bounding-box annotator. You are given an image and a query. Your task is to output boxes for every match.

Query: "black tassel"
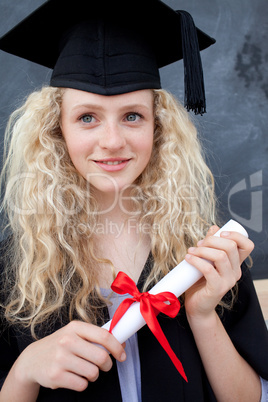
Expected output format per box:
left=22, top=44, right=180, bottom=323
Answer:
left=178, top=11, right=206, bottom=115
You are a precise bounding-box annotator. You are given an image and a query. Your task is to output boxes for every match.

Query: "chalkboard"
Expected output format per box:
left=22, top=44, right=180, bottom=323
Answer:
left=0, top=0, right=267, bottom=279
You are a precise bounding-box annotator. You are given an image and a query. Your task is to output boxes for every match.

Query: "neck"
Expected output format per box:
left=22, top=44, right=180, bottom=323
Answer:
left=93, top=187, right=140, bottom=225
left=91, top=188, right=151, bottom=287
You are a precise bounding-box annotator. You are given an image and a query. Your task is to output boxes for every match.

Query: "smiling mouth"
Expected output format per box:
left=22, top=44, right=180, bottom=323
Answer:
left=95, top=159, right=130, bottom=165
left=93, top=158, right=131, bottom=171
left=100, top=160, right=126, bottom=165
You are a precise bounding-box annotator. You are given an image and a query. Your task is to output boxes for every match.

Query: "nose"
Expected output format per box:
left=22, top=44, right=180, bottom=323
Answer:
left=99, top=122, right=126, bottom=151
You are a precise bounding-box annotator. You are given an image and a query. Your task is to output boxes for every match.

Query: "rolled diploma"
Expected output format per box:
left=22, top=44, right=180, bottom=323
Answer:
left=102, top=219, right=248, bottom=344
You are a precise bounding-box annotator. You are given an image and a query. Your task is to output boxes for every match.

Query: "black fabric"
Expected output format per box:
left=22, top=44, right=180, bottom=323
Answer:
left=0, top=0, right=215, bottom=100
left=0, top=241, right=267, bottom=401
left=50, top=18, right=161, bottom=96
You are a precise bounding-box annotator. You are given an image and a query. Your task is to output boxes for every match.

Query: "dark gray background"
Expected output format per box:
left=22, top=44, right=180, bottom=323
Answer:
left=0, top=0, right=267, bottom=279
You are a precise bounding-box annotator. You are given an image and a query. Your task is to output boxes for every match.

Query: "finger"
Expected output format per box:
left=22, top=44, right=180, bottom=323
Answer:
left=184, top=253, right=229, bottom=298
left=185, top=252, right=219, bottom=280
left=201, top=231, right=253, bottom=266
left=59, top=372, right=89, bottom=392
left=47, top=361, right=89, bottom=391
left=188, top=245, right=239, bottom=281
left=68, top=321, right=126, bottom=363
left=68, top=337, right=113, bottom=373
left=185, top=252, right=238, bottom=298
left=204, top=225, right=220, bottom=238
left=220, top=231, right=254, bottom=263
left=65, top=354, right=101, bottom=382
left=196, top=235, right=243, bottom=272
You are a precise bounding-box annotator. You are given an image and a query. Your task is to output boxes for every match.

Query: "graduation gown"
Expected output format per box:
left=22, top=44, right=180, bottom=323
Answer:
left=1, top=247, right=268, bottom=401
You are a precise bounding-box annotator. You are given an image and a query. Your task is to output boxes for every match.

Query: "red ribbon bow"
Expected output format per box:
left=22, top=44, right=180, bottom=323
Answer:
left=109, top=271, right=188, bottom=382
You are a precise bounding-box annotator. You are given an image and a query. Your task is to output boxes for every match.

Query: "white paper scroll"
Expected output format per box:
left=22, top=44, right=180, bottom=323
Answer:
left=102, top=219, right=248, bottom=344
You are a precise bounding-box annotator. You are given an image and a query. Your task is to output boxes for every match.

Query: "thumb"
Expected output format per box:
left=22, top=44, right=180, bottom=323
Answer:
left=205, top=225, right=220, bottom=238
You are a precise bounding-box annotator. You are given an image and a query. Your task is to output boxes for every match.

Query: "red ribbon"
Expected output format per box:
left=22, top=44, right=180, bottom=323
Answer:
left=109, top=271, right=188, bottom=382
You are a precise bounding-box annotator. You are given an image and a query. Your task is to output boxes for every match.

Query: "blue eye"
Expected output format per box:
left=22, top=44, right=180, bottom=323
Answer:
left=126, top=113, right=141, bottom=122
left=81, top=114, right=94, bottom=123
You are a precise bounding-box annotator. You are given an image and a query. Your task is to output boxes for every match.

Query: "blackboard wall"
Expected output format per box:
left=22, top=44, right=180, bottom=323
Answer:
left=0, top=0, right=267, bottom=279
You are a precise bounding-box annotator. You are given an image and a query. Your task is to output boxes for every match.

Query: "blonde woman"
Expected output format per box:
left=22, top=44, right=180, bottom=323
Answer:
left=0, top=1, right=267, bottom=401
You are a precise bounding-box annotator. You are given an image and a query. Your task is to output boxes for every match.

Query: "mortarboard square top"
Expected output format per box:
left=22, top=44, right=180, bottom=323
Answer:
left=0, top=0, right=216, bottom=114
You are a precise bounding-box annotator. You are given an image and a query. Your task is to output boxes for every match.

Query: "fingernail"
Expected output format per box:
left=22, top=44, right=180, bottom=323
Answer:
left=221, top=231, right=230, bottom=237
left=197, top=240, right=204, bottom=246
left=185, top=254, right=192, bottom=260
left=121, top=352, right=126, bottom=361
left=188, top=247, right=196, bottom=253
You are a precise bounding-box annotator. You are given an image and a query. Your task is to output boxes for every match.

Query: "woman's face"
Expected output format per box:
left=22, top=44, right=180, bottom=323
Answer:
left=61, top=88, right=154, bottom=196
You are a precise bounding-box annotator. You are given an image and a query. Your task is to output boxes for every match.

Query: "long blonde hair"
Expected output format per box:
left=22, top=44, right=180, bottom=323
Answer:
left=1, top=87, right=217, bottom=337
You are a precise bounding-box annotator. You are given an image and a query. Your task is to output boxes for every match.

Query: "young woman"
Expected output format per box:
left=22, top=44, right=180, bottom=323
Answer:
left=0, top=1, right=267, bottom=401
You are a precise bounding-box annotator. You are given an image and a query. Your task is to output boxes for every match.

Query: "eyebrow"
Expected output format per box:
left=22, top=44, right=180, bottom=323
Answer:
left=71, top=103, right=152, bottom=112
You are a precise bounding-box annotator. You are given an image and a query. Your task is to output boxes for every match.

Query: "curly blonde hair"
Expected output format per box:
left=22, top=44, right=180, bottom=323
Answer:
left=1, top=86, right=217, bottom=337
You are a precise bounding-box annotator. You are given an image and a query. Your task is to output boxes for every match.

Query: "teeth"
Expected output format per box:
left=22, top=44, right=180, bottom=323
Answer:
left=101, top=161, right=124, bottom=165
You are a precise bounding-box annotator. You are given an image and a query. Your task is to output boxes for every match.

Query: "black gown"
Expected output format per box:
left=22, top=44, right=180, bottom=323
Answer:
left=1, top=245, right=268, bottom=401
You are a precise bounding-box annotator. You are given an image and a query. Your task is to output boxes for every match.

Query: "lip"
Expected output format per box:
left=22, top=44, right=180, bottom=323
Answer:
left=93, top=158, right=131, bottom=172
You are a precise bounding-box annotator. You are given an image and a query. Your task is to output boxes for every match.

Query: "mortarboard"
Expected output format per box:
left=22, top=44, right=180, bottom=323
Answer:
left=0, top=0, right=215, bottom=114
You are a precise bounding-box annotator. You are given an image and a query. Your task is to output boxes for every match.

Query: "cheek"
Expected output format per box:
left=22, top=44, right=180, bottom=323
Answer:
left=64, top=140, right=80, bottom=165
left=139, top=130, right=154, bottom=160
left=64, top=133, right=92, bottom=162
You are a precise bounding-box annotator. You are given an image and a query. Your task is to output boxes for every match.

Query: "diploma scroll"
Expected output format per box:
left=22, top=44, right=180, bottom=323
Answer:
left=102, top=219, right=248, bottom=344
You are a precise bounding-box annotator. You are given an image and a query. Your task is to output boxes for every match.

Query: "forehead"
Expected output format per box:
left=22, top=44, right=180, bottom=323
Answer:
left=61, top=88, right=154, bottom=110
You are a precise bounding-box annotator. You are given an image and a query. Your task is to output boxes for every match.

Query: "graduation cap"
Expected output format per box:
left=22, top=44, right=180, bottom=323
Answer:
left=0, top=0, right=215, bottom=114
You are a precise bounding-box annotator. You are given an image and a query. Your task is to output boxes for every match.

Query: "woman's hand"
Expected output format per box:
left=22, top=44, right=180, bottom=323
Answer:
left=184, top=225, right=254, bottom=321
left=183, top=227, right=261, bottom=402
left=12, top=321, right=126, bottom=393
